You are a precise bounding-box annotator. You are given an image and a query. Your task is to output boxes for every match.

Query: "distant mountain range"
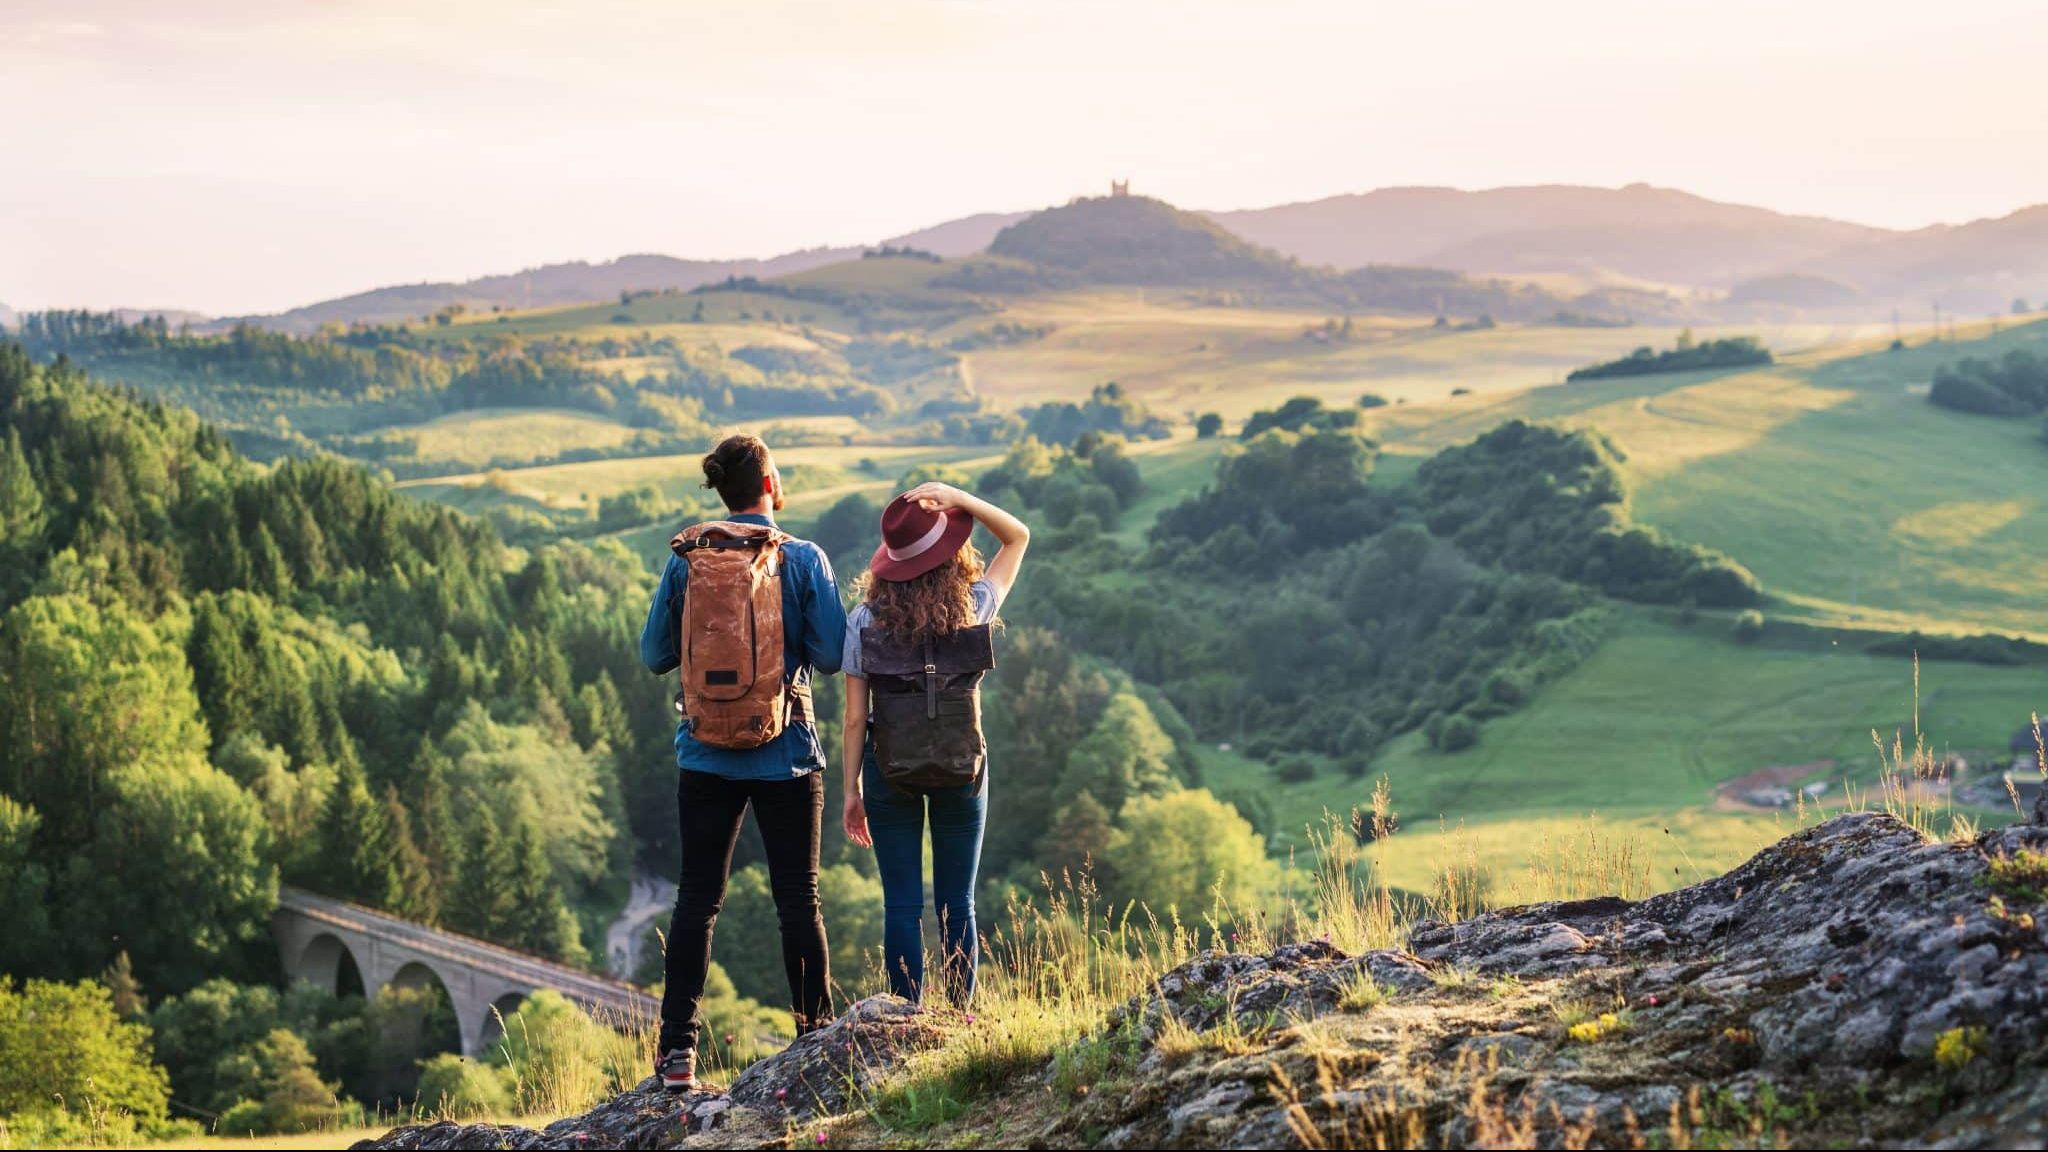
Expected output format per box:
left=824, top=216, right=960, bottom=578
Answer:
left=170, top=184, right=2048, bottom=330
left=1205, top=184, right=1887, bottom=289
left=218, top=215, right=1027, bottom=334
left=1794, top=204, right=2048, bottom=312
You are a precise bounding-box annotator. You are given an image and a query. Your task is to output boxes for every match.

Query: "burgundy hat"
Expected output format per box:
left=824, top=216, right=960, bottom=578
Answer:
left=869, top=494, right=975, bottom=582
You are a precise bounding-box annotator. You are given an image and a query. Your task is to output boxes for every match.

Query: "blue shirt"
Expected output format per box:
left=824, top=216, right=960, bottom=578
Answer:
left=639, top=513, right=846, bottom=780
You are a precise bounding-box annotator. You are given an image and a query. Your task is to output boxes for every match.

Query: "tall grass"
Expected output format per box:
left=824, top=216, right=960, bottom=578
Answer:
left=1846, top=656, right=1981, bottom=843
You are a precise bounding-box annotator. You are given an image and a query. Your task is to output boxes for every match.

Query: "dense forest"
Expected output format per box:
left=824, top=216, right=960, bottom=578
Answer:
left=1566, top=333, right=1772, bottom=381
left=0, top=345, right=702, bottom=1136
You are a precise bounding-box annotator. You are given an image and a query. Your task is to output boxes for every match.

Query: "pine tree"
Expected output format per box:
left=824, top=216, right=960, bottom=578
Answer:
left=318, top=758, right=391, bottom=904
left=572, top=673, right=630, bottom=751
left=448, top=807, right=518, bottom=939
left=100, top=950, right=148, bottom=1019
left=404, top=745, right=462, bottom=893
left=507, top=817, right=581, bottom=962
left=0, top=427, right=44, bottom=544
left=379, top=786, right=440, bottom=925
left=187, top=597, right=254, bottom=753
left=249, top=522, right=293, bottom=598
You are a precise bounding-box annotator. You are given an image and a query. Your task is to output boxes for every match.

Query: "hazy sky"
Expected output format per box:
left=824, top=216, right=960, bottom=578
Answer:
left=6, top=0, right=2047, bottom=315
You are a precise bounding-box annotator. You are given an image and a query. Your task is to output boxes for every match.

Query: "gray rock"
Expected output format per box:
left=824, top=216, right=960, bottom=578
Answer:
left=728, top=995, right=958, bottom=1120
left=354, top=996, right=956, bottom=1150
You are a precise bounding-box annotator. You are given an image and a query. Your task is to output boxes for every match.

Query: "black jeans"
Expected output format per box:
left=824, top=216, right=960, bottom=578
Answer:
left=658, top=769, right=831, bottom=1055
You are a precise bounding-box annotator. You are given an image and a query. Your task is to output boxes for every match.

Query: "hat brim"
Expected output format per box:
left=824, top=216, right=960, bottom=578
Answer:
left=868, top=508, right=976, bottom=582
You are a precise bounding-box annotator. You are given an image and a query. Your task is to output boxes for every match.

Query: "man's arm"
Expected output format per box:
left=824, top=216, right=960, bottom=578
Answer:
left=640, top=555, right=686, bottom=674
left=798, top=544, right=847, bottom=675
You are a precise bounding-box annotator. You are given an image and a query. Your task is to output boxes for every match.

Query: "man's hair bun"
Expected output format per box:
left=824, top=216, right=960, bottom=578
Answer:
left=700, top=434, right=771, bottom=510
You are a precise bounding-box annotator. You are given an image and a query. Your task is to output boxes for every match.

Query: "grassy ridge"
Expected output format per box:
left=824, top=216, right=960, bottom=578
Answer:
left=1363, top=317, right=2048, bottom=637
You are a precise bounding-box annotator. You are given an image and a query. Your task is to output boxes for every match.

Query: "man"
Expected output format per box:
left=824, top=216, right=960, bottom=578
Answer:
left=639, top=433, right=846, bottom=1091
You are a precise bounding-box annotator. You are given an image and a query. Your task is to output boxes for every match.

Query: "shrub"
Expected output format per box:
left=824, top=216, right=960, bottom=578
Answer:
left=1273, top=755, right=1319, bottom=783
left=1733, top=609, right=1765, bottom=643
left=1928, top=349, right=2048, bottom=417
left=1100, top=789, right=1279, bottom=917
left=415, top=1053, right=514, bottom=1120
left=211, top=1028, right=357, bottom=1136
left=0, top=978, right=171, bottom=1132
left=1195, top=412, right=1223, bottom=438
left=1434, top=715, right=1481, bottom=752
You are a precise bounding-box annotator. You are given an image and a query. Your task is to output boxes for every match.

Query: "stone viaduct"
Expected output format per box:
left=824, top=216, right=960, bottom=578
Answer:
left=273, top=886, right=660, bottom=1057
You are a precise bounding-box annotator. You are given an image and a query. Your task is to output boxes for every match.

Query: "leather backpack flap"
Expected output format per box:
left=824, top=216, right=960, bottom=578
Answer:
left=671, top=522, right=792, bottom=749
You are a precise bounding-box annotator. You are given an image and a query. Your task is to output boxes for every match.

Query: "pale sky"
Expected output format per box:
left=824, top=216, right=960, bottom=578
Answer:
left=5, top=0, right=2046, bottom=315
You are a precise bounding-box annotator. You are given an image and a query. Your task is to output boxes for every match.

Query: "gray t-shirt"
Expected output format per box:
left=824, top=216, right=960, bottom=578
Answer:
left=843, top=579, right=1002, bottom=677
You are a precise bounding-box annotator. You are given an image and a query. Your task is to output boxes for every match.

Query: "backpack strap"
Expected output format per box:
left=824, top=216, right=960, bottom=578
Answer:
left=922, top=635, right=938, bottom=721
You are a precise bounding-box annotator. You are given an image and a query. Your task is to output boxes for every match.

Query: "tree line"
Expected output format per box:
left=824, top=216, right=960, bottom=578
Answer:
left=1566, top=334, right=1772, bottom=381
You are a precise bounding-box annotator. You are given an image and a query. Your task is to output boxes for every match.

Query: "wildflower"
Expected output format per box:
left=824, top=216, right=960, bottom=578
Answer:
left=1644, top=995, right=1659, bottom=1008
left=964, top=1013, right=977, bottom=1024
left=776, top=1088, right=788, bottom=1100
left=723, top=1033, right=735, bottom=1044
left=816, top=1132, right=829, bottom=1145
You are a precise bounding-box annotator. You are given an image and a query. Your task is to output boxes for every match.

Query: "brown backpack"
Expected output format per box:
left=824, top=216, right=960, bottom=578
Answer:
left=670, top=521, right=807, bottom=750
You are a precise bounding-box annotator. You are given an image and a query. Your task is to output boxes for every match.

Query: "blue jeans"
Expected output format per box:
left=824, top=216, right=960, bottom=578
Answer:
left=862, top=746, right=987, bottom=1006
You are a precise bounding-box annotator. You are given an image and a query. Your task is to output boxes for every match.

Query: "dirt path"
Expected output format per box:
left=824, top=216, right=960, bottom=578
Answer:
left=1713, top=759, right=1836, bottom=811
left=605, top=871, right=673, bottom=979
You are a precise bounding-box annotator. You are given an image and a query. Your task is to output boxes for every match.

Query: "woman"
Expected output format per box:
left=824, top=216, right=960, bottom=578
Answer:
left=841, top=481, right=1029, bottom=1006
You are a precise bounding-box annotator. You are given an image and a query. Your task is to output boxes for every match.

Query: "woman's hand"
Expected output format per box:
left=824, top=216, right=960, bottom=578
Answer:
left=901, top=481, right=968, bottom=513
left=843, top=791, right=872, bottom=848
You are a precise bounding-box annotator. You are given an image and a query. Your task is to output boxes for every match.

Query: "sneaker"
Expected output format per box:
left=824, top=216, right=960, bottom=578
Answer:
left=656, top=1048, right=695, bottom=1092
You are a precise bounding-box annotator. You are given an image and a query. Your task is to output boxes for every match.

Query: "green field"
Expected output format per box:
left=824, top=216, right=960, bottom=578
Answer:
left=960, top=290, right=1881, bottom=418
left=1198, top=609, right=2042, bottom=893
left=376, top=406, right=645, bottom=468
left=1361, top=316, right=2048, bottom=638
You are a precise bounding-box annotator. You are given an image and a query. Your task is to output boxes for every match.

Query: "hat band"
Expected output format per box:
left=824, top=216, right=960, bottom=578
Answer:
left=884, top=516, right=951, bottom=563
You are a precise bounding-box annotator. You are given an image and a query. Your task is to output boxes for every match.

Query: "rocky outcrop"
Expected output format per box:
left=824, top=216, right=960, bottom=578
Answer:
left=355, top=997, right=961, bottom=1150
left=359, top=814, right=2048, bottom=1150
